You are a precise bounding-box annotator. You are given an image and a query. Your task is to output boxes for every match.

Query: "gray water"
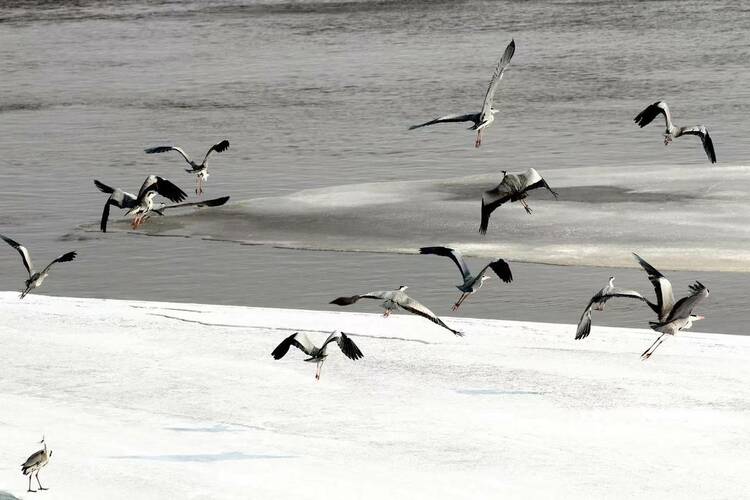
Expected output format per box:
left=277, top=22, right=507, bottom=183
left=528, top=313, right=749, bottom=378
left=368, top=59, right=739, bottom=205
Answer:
left=1, top=0, right=748, bottom=334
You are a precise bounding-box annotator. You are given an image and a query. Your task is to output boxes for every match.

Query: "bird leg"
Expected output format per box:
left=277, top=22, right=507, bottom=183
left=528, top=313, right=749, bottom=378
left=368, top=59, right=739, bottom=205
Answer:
left=28, top=474, right=35, bottom=492
left=520, top=199, right=533, bottom=214
left=664, top=134, right=672, bottom=146
left=641, top=333, right=667, bottom=360
left=315, top=361, right=322, bottom=380
left=475, top=130, right=482, bottom=148
left=382, top=308, right=392, bottom=318
left=131, top=214, right=143, bottom=229
left=36, top=471, right=47, bottom=491
left=452, top=293, right=469, bottom=311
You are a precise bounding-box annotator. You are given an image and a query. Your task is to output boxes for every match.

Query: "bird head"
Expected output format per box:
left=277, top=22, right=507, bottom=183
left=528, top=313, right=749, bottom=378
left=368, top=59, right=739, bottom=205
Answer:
left=490, top=107, right=500, bottom=115
left=397, top=285, right=408, bottom=291
left=608, top=276, right=615, bottom=285
left=690, top=315, right=705, bottom=322
left=481, top=275, right=492, bottom=282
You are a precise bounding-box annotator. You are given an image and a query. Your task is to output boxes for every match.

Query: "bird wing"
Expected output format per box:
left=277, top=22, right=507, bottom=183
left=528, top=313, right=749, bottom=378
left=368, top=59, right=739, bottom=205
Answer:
left=681, top=126, right=717, bottom=163
left=21, top=449, right=45, bottom=471
left=329, top=291, right=388, bottom=306
left=478, top=259, right=513, bottom=283
left=100, top=200, right=113, bottom=232
left=634, top=101, right=673, bottom=129
left=0, top=234, right=33, bottom=276
left=479, top=39, right=516, bottom=122
left=575, top=288, right=650, bottom=340
left=271, top=332, right=316, bottom=359
left=419, top=246, right=471, bottom=281
left=40, top=251, right=77, bottom=275
left=321, top=331, right=364, bottom=361
left=95, top=180, right=137, bottom=208
left=664, top=281, right=709, bottom=323
left=136, top=175, right=188, bottom=204
left=157, top=196, right=230, bottom=212
left=633, top=253, right=674, bottom=321
left=201, top=139, right=230, bottom=164
left=397, top=295, right=463, bottom=336
left=94, top=179, right=115, bottom=195
left=479, top=181, right=513, bottom=234
left=408, top=113, right=480, bottom=130
left=522, top=168, right=559, bottom=197
left=144, top=145, right=193, bottom=166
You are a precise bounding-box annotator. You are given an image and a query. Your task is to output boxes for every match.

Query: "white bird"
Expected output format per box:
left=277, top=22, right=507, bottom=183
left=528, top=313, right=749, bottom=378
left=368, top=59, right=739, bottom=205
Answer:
left=271, top=331, right=363, bottom=380
left=575, top=276, right=654, bottom=340
left=330, top=285, right=462, bottom=336
left=634, top=101, right=716, bottom=163
left=419, top=246, right=512, bottom=311
left=145, top=140, right=230, bottom=194
left=480, top=168, right=558, bottom=234
left=409, top=39, right=515, bottom=148
left=634, top=253, right=709, bottom=359
left=21, top=436, right=51, bottom=493
left=0, top=235, right=76, bottom=299
left=124, top=175, right=188, bottom=229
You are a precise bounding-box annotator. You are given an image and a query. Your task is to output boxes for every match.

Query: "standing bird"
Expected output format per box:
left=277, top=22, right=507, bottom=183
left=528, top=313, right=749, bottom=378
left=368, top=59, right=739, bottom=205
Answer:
left=330, top=285, right=463, bottom=336
left=409, top=39, right=515, bottom=147
left=0, top=235, right=76, bottom=299
left=21, top=436, right=51, bottom=492
left=634, top=101, right=716, bottom=163
left=480, top=168, right=558, bottom=234
left=574, top=276, right=654, bottom=340
left=419, top=246, right=512, bottom=310
left=145, top=140, right=230, bottom=194
left=271, top=331, right=363, bottom=380
left=633, top=253, right=709, bottom=359
left=124, top=175, right=187, bottom=229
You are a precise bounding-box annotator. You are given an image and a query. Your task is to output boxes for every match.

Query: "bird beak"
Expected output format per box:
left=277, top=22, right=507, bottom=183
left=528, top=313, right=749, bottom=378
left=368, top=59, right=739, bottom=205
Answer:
left=695, top=315, right=705, bottom=321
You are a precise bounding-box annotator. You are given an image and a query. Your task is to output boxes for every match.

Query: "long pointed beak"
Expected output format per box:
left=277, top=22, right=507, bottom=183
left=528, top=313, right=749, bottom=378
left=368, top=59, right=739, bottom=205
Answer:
left=695, top=315, right=705, bottom=321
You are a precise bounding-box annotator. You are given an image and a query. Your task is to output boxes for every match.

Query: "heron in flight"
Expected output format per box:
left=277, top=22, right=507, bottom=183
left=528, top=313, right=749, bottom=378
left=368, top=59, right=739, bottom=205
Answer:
left=123, top=175, right=187, bottom=229
left=21, top=436, right=51, bottom=492
left=330, top=285, right=462, bottom=336
left=409, top=39, right=515, bottom=147
left=575, top=276, right=654, bottom=340
left=145, top=140, right=230, bottom=194
left=634, top=101, right=716, bottom=163
left=419, top=246, right=512, bottom=311
left=0, top=235, right=76, bottom=299
left=480, top=168, right=558, bottom=234
left=271, top=331, right=363, bottom=380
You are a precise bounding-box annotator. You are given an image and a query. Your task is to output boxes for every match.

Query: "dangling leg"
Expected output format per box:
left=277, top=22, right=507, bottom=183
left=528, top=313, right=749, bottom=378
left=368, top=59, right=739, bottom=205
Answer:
left=475, top=130, right=482, bottom=148
left=452, top=293, right=467, bottom=311
left=315, top=361, right=322, bottom=380
left=195, top=177, right=200, bottom=195
left=664, top=134, right=672, bottom=146
left=520, top=199, right=532, bottom=214
left=36, top=471, right=47, bottom=491
left=382, top=308, right=392, bottom=318
left=641, top=333, right=667, bottom=360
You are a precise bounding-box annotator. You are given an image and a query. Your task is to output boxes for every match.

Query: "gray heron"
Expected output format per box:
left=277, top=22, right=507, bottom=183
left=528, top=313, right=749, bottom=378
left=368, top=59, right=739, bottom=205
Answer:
left=634, top=101, right=716, bottom=163
left=409, top=39, right=515, bottom=147
left=330, top=285, right=463, bottom=336
left=123, top=175, right=188, bottom=229
left=575, top=277, right=654, bottom=340
left=0, top=235, right=76, bottom=299
left=145, top=140, right=230, bottom=194
left=480, top=168, right=558, bottom=234
left=419, top=246, right=512, bottom=310
left=271, top=331, right=363, bottom=380
left=21, top=436, right=51, bottom=492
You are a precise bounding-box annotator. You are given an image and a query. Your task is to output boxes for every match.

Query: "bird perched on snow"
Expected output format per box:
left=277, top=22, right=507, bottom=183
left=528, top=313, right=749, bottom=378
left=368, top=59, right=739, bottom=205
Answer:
left=330, top=285, right=462, bottom=336
left=480, top=168, right=558, bottom=234
left=124, top=175, right=187, bottom=229
left=0, top=235, right=76, bottom=299
left=633, top=101, right=716, bottom=163
left=575, top=276, right=654, bottom=340
left=271, top=331, right=363, bottom=380
left=21, top=436, right=51, bottom=492
left=409, top=39, right=515, bottom=148
left=419, top=246, right=512, bottom=311
left=145, top=140, right=230, bottom=194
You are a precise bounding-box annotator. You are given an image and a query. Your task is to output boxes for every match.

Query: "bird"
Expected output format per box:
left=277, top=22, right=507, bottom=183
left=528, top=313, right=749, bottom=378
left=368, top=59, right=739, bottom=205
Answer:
left=419, top=246, right=512, bottom=311
left=271, top=331, right=363, bottom=380
left=0, top=235, right=76, bottom=299
left=409, top=39, right=515, bottom=148
left=21, top=436, right=51, bottom=493
left=123, top=175, right=188, bottom=229
left=633, top=101, right=716, bottom=163
left=330, top=285, right=463, bottom=336
left=633, top=253, right=709, bottom=359
left=94, top=180, right=228, bottom=232
left=479, top=168, right=558, bottom=234
left=145, top=140, right=230, bottom=194
left=574, top=276, right=654, bottom=340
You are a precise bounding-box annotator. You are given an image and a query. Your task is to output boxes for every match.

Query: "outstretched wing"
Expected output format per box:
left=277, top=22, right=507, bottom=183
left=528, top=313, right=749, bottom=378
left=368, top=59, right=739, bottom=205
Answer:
left=40, top=251, right=77, bottom=275
left=398, top=295, right=463, bottom=336
left=271, top=332, right=316, bottom=359
left=634, top=101, right=672, bottom=129
left=158, top=196, right=230, bottom=212
left=144, top=145, right=193, bottom=166
left=479, top=259, right=513, bottom=283
left=321, top=331, right=364, bottom=361
left=479, top=183, right=512, bottom=235
left=522, top=168, right=558, bottom=197
left=330, top=291, right=388, bottom=306
left=0, top=234, right=33, bottom=276
left=409, top=113, right=480, bottom=130
left=575, top=288, right=650, bottom=340
left=480, top=39, right=516, bottom=121
left=681, top=126, right=716, bottom=163
left=136, top=175, right=188, bottom=204
left=201, top=139, right=230, bottom=164
left=419, top=246, right=471, bottom=281
left=665, top=281, right=709, bottom=323
left=632, top=253, right=674, bottom=321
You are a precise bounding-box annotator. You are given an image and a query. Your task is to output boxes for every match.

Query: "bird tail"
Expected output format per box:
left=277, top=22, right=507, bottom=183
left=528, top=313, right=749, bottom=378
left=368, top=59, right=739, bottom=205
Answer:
left=94, top=179, right=115, bottom=194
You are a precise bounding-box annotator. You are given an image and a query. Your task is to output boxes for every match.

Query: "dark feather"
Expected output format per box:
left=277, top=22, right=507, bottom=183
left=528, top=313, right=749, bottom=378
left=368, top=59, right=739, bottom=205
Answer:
left=100, top=201, right=112, bottom=232
left=271, top=333, right=298, bottom=360
left=633, top=101, right=664, bottom=128
left=399, top=303, right=463, bottom=336
left=488, top=259, right=513, bottom=283
left=338, top=332, right=364, bottom=360
left=94, top=179, right=114, bottom=194
left=330, top=295, right=361, bottom=306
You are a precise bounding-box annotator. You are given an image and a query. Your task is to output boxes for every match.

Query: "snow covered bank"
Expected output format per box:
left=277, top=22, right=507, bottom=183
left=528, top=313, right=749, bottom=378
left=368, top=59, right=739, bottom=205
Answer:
left=0, top=292, right=748, bottom=499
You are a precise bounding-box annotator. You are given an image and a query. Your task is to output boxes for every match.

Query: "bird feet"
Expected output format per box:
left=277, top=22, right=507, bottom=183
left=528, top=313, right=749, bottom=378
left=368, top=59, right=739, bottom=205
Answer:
left=451, top=303, right=461, bottom=311
left=475, top=135, right=482, bottom=148
left=663, top=134, right=672, bottom=146
left=28, top=488, right=36, bottom=493
left=39, top=487, right=49, bottom=491
left=382, top=310, right=392, bottom=318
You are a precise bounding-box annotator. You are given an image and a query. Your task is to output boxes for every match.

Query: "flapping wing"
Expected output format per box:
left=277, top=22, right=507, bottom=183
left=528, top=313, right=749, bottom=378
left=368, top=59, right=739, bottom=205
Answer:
left=144, top=145, right=193, bottom=166
left=482, top=259, right=513, bottom=283
left=419, top=246, right=471, bottom=281
left=321, top=331, right=364, bottom=361
left=136, top=175, right=188, bottom=204
left=681, top=126, right=716, bottom=163
left=94, top=180, right=137, bottom=209
left=398, top=295, right=463, bottom=336
left=479, top=183, right=512, bottom=234
left=409, top=113, right=480, bottom=130
left=632, top=253, right=674, bottom=321
left=158, top=196, right=230, bottom=212
left=202, top=139, right=230, bottom=164
left=479, top=39, right=515, bottom=121
left=575, top=288, right=651, bottom=340
left=271, top=332, right=316, bottom=359
left=40, top=251, right=77, bottom=275
left=665, top=281, right=709, bottom=323
left=0, top=234, right=33, bottom=276
left=522, top=168, right=558, bottom=197
left=330, top=291, right=388, bottom=306
left=634, top=101, right=671, bottom=129
left=100, top=200, right=112, bottom=232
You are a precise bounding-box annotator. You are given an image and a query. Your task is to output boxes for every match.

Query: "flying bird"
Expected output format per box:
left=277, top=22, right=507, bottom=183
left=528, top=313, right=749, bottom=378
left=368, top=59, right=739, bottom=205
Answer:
left=633, top=253, right=709, bottom=359
left=123, top=175, right=187, bottom=229
left=271, top=331, right=363, bottom=380
left=480, top=168, right=558, bottom=234
left=94, top=180, right=228, bottom=231
left=409, top=39, right=515, bottom=147
left=419, top=246, right=512, bottom=310
left=330, top=285, right=462, bottom=336
left=21, top=436, right=51, bottom=492
left=145, top=140, right=230, bottom=194
left=0, top=235, right=76, bottom=299
left=575, top=276, right=654, bottom=340
left=634, top=101, right=716, bottom=163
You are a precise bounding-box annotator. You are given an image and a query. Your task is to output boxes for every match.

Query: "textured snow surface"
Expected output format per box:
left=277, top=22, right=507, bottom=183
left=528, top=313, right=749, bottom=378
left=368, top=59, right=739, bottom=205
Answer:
left=0, top=292, right=748, bottom=499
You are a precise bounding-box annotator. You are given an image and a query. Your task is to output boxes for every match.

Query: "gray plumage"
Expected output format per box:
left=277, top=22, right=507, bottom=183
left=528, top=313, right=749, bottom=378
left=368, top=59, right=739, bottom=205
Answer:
left=123, top=175, right=188, bottom=229
left=480, top=168, right=558, bottom=234
left=575, top=277, right=654, bottom=340
left=145, top=140, right=229, bottom=194
left=21, top=437, right=51, bottom=492
left=271, top=331, right=363, bottom=379
left=0, top=235, right=77, bottom=299
left=634, top=101, right=716, bottom=163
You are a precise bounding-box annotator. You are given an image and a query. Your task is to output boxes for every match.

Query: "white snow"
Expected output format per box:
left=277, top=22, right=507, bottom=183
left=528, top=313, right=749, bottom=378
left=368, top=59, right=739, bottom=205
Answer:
left=0, top=292, right=749, bottom=499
